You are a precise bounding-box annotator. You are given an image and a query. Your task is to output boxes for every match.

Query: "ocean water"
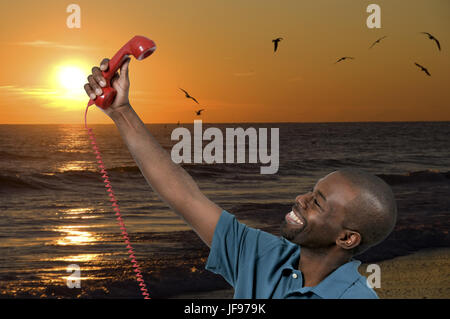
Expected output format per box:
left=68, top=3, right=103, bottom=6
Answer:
left=0, top=122, right=449, bottom=298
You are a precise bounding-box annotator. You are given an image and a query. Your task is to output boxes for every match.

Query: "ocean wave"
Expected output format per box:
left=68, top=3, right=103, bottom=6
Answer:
left=0, top=151, right=45, bottom=160
left=0, top=171, right=101, bottom=192
left=0, top=174, right=41, bottom=191
left=377, top=169, right=450, bottom=185
left=109, top=163, right=266, bottom=178
left=1, top=167, right=448, bottom=193
left=0, top=173, right=68, bottom=191
left=108, top=165, right=141, bottom=173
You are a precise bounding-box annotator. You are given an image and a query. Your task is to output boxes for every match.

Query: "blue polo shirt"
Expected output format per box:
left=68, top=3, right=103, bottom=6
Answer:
left=206, top=210, right=378, bottom=299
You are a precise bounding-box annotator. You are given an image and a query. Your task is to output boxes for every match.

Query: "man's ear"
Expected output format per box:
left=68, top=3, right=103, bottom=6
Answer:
left=336, top=230, right=361, bottom=250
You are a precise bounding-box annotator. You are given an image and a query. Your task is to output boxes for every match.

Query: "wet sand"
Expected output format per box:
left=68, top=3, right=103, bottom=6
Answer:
left=172, top=248, right=450, bottom=299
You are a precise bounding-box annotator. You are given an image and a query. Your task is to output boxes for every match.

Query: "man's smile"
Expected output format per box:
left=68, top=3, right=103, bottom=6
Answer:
left=285, top=203, right=307, bottom=228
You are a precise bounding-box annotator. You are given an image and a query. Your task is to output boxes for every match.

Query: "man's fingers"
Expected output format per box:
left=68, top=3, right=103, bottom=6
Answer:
left=84, top=58, right=109, bottom=100
left=92, top=66, right=106, bottom=87
left=100, top=58, right=109, bottom=71
left=88, top=75, right=103, bottom=96
left=84, top=83, right=96, bottom=100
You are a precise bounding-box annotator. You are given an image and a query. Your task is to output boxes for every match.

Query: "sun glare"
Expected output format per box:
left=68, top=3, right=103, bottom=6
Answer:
left=51, top=61, right=90, bottom=106
left=58, top=66, right=86, bottom=91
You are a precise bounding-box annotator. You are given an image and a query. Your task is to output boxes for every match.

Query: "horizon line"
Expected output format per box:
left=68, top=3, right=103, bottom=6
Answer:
left=1, top=120, right=449, bottom=125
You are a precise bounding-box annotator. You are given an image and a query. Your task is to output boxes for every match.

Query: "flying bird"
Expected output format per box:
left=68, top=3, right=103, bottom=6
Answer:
left=421, top=32, right=441, bottom=51
left=369, top=36, right=387, bottom=49
left=195, top=109, right=205, bottom=116
left=179, top=88, right=199, bottom=104
left=272, top=37, right=283, bottom=53
left=334, top=56, right=355, bottom=64
left=414, top=63, right=431, bottom=76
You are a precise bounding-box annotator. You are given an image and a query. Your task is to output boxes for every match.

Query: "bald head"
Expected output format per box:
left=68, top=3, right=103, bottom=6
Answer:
left=336, top=169, right=397, bottom=255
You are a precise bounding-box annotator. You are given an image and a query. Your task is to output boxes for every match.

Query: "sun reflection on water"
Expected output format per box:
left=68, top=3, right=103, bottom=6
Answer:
left=54, top=225, right=98, bottom=246
left=56, top=161, right=87, bottom=173
left=52, top=208, right=103, bottom=246
left=60, top=208, right=103, bottom=220
left=50, top=254, right=102, bottom=262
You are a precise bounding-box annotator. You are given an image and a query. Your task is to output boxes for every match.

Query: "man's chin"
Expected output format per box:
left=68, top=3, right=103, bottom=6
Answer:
left=280, top=221, right=304, bottom=243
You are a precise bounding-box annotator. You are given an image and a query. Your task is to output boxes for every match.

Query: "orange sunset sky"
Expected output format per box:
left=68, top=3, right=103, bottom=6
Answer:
left=0, top=0, right=449, bottom=124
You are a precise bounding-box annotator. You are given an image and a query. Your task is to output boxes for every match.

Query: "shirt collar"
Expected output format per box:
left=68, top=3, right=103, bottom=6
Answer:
left=309, top=259, right=362, bottom=298
left=281, top=245, right=362, bottom=298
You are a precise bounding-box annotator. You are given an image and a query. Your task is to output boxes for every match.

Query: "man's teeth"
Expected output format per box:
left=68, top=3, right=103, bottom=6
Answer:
left=289, top=211, right=303, bottom=225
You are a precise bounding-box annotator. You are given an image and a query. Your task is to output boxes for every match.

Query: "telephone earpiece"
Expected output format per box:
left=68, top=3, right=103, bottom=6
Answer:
left=87, top=35, right=156, bottom=109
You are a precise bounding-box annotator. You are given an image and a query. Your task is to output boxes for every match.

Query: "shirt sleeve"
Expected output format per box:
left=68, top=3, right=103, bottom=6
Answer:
left=205, top=210, right=282, bottom=287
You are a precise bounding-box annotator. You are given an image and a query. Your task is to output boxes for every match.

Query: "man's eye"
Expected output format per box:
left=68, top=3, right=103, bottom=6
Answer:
left=314, top=199, right=321, bottom=209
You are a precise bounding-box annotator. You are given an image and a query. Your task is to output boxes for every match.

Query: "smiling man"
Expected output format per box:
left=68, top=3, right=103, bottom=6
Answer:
left=84, top=58, right=397, bottom=299
left=206, top=169, right=397, bottom=298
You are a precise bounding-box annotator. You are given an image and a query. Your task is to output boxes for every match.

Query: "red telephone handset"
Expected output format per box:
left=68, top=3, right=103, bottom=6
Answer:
left=87, top=35, right=156, bottom=109
left=84, top=36, right=156, bottom=299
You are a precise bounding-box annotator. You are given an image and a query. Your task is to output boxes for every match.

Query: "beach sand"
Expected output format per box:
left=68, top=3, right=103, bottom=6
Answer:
left=171, top=248, right=450, bottom=299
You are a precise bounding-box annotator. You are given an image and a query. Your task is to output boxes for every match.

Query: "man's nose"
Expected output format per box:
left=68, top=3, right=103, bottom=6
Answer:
left=295, top=192, right=312, bottom=209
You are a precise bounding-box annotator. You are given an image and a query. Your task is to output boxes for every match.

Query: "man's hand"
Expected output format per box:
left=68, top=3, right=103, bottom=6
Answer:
left=84, top=57, right=131, bottom=117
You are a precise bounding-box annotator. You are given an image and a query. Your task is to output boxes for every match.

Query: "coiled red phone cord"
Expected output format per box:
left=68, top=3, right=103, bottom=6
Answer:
left=84, top=105, right=150, bottom=299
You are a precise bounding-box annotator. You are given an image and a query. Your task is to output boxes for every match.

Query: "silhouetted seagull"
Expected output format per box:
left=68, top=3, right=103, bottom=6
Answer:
left=369, top=36, right=387, bottom=49
left=272, top=38, right=283, bottom=53
left=414, top=63, right=431, bottom=76
left=195, top=109, right=205, bottom=116
left=179, top=88, right=199, bottom=104
left=334, top=57, right=355, bottom=64
left=421, top=32, right=441, bottom=51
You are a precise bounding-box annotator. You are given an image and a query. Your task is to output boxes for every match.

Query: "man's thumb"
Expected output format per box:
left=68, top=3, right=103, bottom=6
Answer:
left=120, top=57, right=131, bottom=79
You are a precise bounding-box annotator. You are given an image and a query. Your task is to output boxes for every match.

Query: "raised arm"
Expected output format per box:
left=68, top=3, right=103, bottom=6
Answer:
left=84, top=58, right=222, bottom=247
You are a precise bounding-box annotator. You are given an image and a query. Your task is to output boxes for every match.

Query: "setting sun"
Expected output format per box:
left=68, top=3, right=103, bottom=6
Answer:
left=49, top=60, right=91, bottom=108
left=58, top=66, right=86, bottom=91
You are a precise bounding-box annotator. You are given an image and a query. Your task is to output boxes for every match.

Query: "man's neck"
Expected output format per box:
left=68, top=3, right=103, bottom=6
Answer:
left=298, top=247, right=351, bottom=287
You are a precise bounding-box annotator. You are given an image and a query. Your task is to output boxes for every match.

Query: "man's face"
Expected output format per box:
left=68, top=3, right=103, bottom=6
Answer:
left=281, top=172, right=359, bottom=249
